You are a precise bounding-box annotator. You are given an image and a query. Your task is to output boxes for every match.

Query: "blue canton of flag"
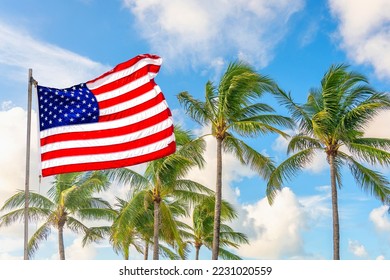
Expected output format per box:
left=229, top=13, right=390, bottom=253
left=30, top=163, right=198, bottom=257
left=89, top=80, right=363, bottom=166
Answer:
left=38, top=84, right=99, bottom=131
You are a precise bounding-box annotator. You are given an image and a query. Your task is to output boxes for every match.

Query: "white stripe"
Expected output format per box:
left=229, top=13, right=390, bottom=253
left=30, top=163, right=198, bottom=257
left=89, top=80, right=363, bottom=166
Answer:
left=41, top=134, right=175, bottom=169
left=87, top=57, right=162, bottom=90
left=93, top=75, right=151, bottom=103
left=99, top=85, right=162, bottom=116
left=41, top=118, right=173, bottom=153
left=40, top=101, right=169, bottom=139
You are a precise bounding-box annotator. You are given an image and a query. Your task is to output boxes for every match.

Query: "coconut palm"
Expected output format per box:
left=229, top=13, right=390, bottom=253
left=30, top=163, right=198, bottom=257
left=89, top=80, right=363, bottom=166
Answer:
left=177, top=60, right=293, bottom=259
left=84, top=192, right=190, bottom=260
left=82, top=196, right=145, bottom=260
left=267, top=64, right=390, bottom=259
left=0, top=171, right=113, bottom=259
left=189, top=196, right=249, bottom=260
left=106, top=126, right=212, bottom=259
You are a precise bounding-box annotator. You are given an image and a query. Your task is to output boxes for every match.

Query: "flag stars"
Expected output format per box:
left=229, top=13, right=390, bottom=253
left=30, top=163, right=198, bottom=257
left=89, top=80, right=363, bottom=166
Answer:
left=37, top=84, right=99, bottom=131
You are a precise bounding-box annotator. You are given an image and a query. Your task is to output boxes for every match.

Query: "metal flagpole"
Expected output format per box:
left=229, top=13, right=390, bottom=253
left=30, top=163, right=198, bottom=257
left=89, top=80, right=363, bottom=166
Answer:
left=24, top=69, right=36, bottom=260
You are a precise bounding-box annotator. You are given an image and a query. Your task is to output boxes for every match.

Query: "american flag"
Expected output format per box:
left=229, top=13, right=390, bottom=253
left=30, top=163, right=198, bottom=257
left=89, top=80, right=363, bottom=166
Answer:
left=37, top=54, right=176, bottom=177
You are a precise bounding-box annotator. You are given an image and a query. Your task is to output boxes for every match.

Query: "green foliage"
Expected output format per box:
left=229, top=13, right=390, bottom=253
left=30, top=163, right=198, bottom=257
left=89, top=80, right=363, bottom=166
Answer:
left=189, top=196, right=249, bottom=260
left=104, top=126, right=210, bottom=259
left=268, top=64, right=390, bottom=259
left=178, top=60, right=291, bottom=259
left=0, top=171, right=112, bottom=259
left=268, top=64, right=390, bottom=203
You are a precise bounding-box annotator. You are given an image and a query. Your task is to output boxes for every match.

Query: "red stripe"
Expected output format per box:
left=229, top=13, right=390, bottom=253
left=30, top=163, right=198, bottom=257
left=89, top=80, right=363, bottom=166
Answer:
left=98, top=92, right=166, bottom=122
left=87, top=54, right=161, bottom=84
left=41, top=109, right=172, bottom=146
left=41, top=126, right=174, bottom=161
left=90, top=64, right=160, bottom=95
left=41, top=141, right=176, bottom=177
left=97, top=80, right=157, bottom=110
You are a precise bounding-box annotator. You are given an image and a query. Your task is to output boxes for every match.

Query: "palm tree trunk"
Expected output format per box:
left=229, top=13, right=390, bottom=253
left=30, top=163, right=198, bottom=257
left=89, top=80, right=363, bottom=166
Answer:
left=212, top=137, right=223, bottom=260
left=329, top=154, right=340, bottom=260
left=153, top=199, right=160, bottom=260
left=124, top=246, right=129, bottom=260
left=144, top=240, right=149, bottom=260
left=195, top=243, right=201, bottom=260
left=58, top=225, right=65, bottom=260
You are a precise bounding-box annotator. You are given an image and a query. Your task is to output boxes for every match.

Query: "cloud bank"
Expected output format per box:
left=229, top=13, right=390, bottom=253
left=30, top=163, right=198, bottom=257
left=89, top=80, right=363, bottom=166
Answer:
left=0, top=21, right=108, bottom=87
left=123, top=0, right=304, bottom=69
left=329, top=0, right=390, bottom=81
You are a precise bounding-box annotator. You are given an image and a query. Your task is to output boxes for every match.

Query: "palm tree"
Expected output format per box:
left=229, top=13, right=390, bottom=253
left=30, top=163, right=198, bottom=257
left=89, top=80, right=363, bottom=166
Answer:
left=267, top=64, right=390, bottom=259
left=190, top=196, right=249, bottom=260
left=0, top=171, right=113, bottom=260
left=83, top=194, right=182, bottom=260
left=82, top=196, right=145, bottom=260
left=177, top=60, right=293, bottom=259
left=106, top=126, right=212, bottom=259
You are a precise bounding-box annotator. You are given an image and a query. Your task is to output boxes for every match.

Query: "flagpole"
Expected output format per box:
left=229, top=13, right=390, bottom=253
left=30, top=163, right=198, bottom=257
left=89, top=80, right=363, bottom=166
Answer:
left=24, top=68, right=35, bottom=260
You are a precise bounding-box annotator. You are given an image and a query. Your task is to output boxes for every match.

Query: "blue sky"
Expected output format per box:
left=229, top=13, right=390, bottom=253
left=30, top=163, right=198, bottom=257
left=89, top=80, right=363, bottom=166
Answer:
left=1, top=0, right=390, bottom=260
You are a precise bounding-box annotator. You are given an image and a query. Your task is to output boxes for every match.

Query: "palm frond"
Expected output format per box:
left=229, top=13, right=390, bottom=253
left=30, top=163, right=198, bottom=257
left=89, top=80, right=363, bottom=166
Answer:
left=267, top=148, right=318, bottom=204
left=337, top=95, right=390, bottom=136
left=159, top=202, right=188, bottom=259
left=66, top=216, right=89, bottom=234
left=177, top=91, right=213, bottom=126
left=339, top=151, right=390, bottom=204
left=174, top=179, right=213, bottom=195
left=77, top=207, right=117, bottom=221
left=287, top=134, right=323, bottom=154
left=205, top=81, right=218, bottom=118
left=229, top=119, right=290, bottom=138
left=232, top=102, right=276, bottom=120
left=217, top=247, right=243, bottom=260
left=347, top=142, right=390, bottom=166
left=223, top=135, right=276, bottom=180
left=0, top=191, right=54, bottom=211
left=219, top=229, right=249, bottom=245
left=158, top=243, right=182, bottom=260
left=353, top=138, right=390, bottom=150
left=272, top=87, right=312, bottom=129
left=27, top=222, right=52, bottom=259
left=78, top=171, right=111, bottom=193
left=0, top=207, right=52, bottom=227
left=113, top=190, right=152, bottom=234
left=173, top=127, right=207, bottom=169
left=104, top=168, right=150, bottom=192
left=82, top=226, right=111, bottom=246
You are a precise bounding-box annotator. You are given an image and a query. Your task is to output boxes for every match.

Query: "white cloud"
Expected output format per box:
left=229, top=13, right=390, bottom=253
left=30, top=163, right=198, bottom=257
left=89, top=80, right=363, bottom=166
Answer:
left=376, top=254, right=385, bottom=260
left=299, top=20, right=320, bottom=47
left=0, top=21, right=108, bottom=87
left=0, top=237, right=23, bottom=259
left=123, top=0, right=304, bottom=69
left=240, top=187, right=306, bottom=259
left=348, top=239, right=368, bottom=257
left=0, top=107, right=41, bottom=207
left=364, top=111, right=390, bottom=139
left=64, top=238, right=97, bottom=260
left=369, top=205, right=390, bottom=232
left=329, top=0, right=390, bottom=80
left=299, top=186, right=331, bottom=224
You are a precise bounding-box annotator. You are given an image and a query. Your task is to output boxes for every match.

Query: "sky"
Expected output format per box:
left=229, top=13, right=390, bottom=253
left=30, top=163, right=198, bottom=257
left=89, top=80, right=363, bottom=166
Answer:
left=0, top=0, right=390, bottom=260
